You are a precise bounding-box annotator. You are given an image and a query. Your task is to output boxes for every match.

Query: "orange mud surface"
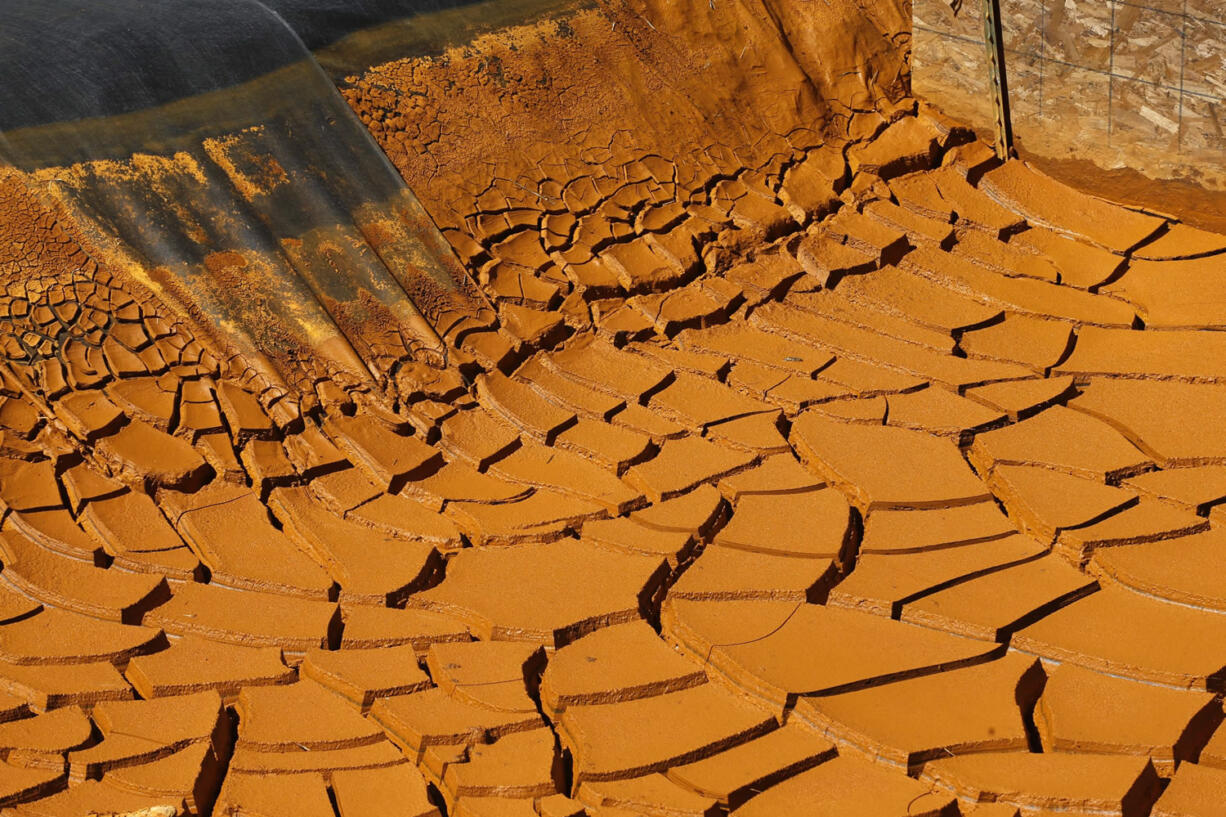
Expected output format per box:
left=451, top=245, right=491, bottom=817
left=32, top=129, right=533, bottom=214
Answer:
left=1, top=0, right=1226, bottom=815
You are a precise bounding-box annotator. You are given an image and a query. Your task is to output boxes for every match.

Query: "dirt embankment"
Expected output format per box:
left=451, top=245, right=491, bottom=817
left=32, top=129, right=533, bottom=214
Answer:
left=341, top=0, right=912, bottom=234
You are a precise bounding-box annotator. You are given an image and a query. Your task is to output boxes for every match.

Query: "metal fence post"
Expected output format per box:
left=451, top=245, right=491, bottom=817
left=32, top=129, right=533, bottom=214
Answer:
left=982, top=0, right=1016, bottom=159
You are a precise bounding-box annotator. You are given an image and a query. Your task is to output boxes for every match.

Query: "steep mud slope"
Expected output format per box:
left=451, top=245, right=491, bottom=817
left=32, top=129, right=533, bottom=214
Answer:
left=1, top=0, right=1226, bottom=815
left=343, top=0, right=911, bottom=237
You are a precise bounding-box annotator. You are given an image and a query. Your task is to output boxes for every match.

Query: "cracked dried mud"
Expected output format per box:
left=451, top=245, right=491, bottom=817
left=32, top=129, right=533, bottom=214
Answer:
left=0, top=0, right=1224, bottom=814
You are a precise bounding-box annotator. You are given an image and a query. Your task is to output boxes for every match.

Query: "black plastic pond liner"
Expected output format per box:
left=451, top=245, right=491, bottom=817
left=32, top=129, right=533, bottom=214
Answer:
left=0, top=0, right=502, bottom=386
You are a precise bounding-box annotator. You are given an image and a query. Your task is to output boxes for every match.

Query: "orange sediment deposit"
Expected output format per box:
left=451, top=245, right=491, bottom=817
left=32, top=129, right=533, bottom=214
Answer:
left=0, top=0, right=1225, bottom=813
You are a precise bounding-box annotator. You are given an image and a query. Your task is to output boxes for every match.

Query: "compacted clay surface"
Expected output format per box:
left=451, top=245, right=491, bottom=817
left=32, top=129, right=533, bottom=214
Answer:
left=0, top=1, right=1225, bottom=815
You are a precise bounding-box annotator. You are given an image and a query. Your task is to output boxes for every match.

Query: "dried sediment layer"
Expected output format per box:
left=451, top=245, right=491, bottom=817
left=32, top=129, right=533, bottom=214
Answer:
left=0, top=1, right=1225, bottom=815
left=341, top=0, right=911, bottom=238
